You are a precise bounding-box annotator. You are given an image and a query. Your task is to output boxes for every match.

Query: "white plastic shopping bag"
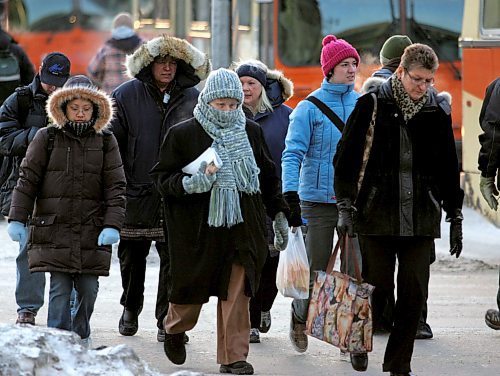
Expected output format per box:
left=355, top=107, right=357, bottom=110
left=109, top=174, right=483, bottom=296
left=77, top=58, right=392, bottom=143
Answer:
left=276, top=227, right=310, bottom=299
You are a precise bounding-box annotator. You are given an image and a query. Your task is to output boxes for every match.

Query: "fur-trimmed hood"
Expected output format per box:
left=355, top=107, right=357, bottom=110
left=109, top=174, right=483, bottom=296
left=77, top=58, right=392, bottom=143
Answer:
left=362, top=76, right=387, bottom=94
left=266, top=68, right=293, bottom=103
left=47, top=85, right=113, bottom=133
left=125, top=35, right=211, bottom=88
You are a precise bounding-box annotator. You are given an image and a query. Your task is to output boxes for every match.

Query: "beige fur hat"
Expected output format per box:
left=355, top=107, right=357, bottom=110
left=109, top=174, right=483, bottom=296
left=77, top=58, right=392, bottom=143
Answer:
left=125, top=34, right=211, bottom=87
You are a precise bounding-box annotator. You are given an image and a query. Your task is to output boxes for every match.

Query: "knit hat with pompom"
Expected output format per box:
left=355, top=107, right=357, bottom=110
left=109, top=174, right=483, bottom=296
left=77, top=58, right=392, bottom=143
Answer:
left=320, top=35, right=360, bottom=77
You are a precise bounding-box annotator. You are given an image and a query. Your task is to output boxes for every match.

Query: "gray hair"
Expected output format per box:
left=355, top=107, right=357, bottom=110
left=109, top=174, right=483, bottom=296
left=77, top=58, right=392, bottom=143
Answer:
left=400, top=43, right=439, bottom=72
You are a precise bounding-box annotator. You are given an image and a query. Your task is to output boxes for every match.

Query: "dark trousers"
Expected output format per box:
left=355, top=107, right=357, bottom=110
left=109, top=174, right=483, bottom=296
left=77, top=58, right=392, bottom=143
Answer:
left=118, top=239, right=169, bottom=329
left=249, top=251, right=279, bottom=328
left=371, top=243, right=435, bottom=330
left=358, top=235, right=432, bottom=374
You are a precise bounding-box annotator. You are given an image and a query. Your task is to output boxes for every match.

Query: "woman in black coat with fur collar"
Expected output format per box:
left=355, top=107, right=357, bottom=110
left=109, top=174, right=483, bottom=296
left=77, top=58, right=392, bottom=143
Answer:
left=334, top=44, right=463, bottom=376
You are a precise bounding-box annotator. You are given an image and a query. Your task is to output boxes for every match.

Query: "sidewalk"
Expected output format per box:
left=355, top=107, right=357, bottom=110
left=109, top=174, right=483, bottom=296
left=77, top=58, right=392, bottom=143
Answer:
left=0, top=207, right=499, bottom=375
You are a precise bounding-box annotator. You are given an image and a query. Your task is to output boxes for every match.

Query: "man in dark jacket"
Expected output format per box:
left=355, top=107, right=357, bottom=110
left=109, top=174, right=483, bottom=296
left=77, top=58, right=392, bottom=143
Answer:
left=478, top=77, right=500, bottom=331
left=0, top=51, right=70, bottom=325
left=110, top=35, right=211, bottom=340
left=0, top=23, right=35, bottom=220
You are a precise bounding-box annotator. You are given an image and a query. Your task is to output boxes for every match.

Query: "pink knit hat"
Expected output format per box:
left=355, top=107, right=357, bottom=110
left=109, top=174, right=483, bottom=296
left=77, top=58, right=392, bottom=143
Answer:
left=320, top=35, right=360, bottom=77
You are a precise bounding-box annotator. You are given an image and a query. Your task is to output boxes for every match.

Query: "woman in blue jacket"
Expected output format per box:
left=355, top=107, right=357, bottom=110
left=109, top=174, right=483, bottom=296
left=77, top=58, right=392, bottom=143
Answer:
left=235, top=59, right=293, bottom=344
left=281, top=34, right=365, bottom=371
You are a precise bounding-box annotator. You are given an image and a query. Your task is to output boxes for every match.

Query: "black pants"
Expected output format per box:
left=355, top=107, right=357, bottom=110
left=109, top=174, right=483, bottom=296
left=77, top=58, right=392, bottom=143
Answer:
left=372, top=243, right=435, bottom=330
left=118, top=239, right=169, bottom=329
left=358, top=235, right=432, bottom=374
left=249, top=251, right=279, bottom=328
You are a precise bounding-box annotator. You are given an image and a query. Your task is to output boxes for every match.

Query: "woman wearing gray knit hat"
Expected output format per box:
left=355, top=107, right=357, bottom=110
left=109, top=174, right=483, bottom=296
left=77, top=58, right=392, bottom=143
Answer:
left=151, top=68, right=290, bottom=375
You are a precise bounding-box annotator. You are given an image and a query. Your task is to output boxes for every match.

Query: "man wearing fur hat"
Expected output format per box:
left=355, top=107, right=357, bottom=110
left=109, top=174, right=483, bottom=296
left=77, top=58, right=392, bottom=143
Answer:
left=110, top=35, right=210, bottom=340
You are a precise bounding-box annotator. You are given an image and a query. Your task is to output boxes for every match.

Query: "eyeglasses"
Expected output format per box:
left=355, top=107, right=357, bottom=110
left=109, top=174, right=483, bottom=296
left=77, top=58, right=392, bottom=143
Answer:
left=404, top=68, right=434, bottom=87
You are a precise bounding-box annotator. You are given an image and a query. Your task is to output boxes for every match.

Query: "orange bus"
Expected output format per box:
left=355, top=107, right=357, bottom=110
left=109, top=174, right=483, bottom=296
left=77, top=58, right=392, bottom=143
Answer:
left=270, top=0, right=464, bottom=160
left=0, top=0, right=172, bottom=75
left=1, top=0, right=465, bottom=157
left=459, top=0, right=500, bottom=224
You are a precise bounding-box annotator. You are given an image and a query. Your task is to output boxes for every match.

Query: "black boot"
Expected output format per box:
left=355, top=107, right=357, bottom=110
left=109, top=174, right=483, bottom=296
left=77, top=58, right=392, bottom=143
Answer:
left=350, top=352, right=368, bottom=372
left=415, top=321, right=433, bottom=339
left=163, top=332, right=186, bottom=365
left=118, top=308, right=139, bottom=336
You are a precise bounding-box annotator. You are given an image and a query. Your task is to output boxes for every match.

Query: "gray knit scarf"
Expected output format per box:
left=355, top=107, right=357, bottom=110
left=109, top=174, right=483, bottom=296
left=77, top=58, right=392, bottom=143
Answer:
left=391, top=75, right=428, bottom=122
left=193, top=101, right=260, bottom=228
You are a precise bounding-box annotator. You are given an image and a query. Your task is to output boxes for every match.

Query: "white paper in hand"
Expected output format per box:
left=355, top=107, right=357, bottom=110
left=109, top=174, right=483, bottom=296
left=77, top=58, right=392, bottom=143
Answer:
left=182, top=147, right=223, bottom=175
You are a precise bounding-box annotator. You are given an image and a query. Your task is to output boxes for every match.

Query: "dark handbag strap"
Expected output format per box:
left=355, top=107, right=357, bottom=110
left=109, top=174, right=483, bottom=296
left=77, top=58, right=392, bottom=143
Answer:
left=325, top=236, right=363, bottom=282
left=357, top=92, right=377, bottom=192
left=305, top=96, right=345, bottom=132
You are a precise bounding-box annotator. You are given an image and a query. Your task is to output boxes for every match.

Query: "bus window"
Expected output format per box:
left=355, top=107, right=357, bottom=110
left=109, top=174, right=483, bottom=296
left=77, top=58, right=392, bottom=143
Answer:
left=482, top=0, right=500, bottom=36
left=278, top=0, right=322, bottom=66
left=407, top=0, right=463, bottom=62
left=79, top=0, right=132, bottom=31
left=137, top=0, right=169, bottom=28
left=7, top=0, right=131, bottom=32
left=8, top=0, right=73, bottom=32
left=277, top=0, right=463, bottom=66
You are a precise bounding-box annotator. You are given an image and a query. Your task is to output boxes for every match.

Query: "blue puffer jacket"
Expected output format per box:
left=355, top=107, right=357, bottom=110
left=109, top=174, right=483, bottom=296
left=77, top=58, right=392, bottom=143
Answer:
left=282, top=78, right=359, bottom=203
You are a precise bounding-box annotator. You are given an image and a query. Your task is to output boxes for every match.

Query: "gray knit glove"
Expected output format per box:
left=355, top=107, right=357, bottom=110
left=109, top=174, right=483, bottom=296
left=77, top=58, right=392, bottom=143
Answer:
left=273, top=212, right=289, bottom=251
left=182, top=162, right=216, bottom=194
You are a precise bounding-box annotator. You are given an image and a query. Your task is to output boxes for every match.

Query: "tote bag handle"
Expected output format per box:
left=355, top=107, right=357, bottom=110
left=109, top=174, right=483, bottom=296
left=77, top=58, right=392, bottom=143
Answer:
left=325, top=236, right=363, bottom=282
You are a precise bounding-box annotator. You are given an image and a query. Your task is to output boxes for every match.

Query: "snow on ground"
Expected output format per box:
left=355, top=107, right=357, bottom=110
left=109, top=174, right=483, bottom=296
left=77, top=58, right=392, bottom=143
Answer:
left=0, top=324, right=163, bottom=376
left=0, top=206, right=497, bottom=375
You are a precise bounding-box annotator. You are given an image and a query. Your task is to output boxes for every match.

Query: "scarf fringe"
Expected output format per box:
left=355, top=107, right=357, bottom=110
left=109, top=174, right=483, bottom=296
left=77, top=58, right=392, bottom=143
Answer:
left=232, top=158, right=261, bottom=193
left=208, top=187, right=243, bottom=227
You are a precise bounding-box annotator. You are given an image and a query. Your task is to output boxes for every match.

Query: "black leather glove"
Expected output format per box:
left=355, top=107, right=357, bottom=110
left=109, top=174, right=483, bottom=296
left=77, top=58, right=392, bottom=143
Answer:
left=337, top=198, right=355, bottom=238
left=283, top=191, right=303, bottom=227
left=480, top=176, right=499, bottom=211
left=446, top=208, right=463, bottom=258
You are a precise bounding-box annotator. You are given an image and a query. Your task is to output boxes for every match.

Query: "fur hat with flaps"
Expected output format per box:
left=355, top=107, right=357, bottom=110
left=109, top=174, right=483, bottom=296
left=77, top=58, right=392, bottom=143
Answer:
left=47, top=75, right=113, bottom=133
left=126, top=34, right=211, bottom=88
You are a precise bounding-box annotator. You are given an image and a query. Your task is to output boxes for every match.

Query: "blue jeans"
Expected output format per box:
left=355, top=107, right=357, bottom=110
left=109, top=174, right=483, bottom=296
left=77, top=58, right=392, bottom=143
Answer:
left=15, top=235, right=45, bottom=314
left=291, top=201, right=362, bottom=323
left=47, top=272, right=99, bottom=339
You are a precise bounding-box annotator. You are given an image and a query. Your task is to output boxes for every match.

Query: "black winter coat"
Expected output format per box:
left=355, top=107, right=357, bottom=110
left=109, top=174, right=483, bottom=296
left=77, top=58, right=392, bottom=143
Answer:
left=150, top=118, right=289, bottom=304
left=334, top=79, right=463, bottom=237
left=478, top=77, right=500, bottom=177
left=111, top=79, right=199, bottom=229
left=0, top=76, right=49, bottom=215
